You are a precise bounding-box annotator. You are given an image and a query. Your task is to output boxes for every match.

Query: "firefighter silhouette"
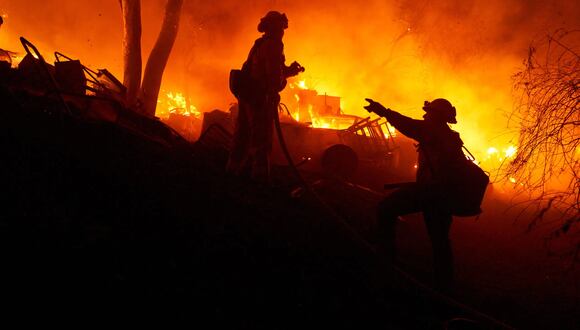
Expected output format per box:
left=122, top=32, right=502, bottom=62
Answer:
left=364, top=98, right=465, bottom=292
left=227, top=11, right=304, bottom=184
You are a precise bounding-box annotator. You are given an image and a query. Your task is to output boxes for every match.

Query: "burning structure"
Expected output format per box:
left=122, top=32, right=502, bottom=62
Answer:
left=199, top=78, right=418, bottom=189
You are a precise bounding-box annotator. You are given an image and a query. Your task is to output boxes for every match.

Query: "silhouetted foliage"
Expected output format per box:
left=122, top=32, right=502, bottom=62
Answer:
left=509, top=29, right=579, bottom=261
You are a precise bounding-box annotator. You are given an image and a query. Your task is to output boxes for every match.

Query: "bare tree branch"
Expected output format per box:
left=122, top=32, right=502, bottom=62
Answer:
left=506, top=29, right=579, bottom=245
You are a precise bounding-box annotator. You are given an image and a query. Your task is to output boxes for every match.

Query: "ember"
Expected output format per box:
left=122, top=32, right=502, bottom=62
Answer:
left=483, top=145, right=518, bottom=164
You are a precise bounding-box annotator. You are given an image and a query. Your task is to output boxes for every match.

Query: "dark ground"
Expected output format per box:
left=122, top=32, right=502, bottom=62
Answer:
left=0, top=83, right=577, bottom=329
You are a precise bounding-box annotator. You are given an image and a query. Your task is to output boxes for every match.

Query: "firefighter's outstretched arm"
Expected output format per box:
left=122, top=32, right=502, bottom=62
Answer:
left=364, top=98, right=424, bottom=140
left=364, top=98, right=390, bottom=117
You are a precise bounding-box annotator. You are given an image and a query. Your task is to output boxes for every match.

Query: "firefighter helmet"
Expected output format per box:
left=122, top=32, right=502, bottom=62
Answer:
left=422, top=98, right=457, bottom=124
left=258, top=11, right=288, bottom=33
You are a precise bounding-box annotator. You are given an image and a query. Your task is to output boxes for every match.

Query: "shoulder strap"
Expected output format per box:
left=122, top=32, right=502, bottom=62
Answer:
left=462, top=145, right=476, bottom=162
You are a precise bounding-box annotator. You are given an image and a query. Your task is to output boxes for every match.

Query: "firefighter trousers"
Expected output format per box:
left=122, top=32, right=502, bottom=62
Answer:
left=376, top=183, right=454, bottom=292
left=227, top=95, right=277, bottom=184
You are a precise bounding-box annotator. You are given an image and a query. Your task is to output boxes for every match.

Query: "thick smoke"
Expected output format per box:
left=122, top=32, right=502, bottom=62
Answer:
left=1, top=0, right=578, bottom=159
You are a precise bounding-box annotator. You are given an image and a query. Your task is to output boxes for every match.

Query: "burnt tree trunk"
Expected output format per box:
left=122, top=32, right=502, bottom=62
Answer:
left=141, top=0, right=184, bottom=117
left=120, top=0, right=142, bottom=107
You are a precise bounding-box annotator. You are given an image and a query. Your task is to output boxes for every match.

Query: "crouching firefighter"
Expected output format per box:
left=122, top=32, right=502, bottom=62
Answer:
left=363, top=98, right=489, bottom=292
left=227, top=11, right=305, bottom=184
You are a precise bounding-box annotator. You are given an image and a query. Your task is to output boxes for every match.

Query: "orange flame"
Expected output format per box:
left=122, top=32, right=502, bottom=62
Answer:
left=156, top=91, right=201, bottom=119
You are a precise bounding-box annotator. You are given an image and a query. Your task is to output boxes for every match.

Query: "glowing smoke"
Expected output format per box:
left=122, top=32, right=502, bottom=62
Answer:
left=1, top=0, right=578, bottom=163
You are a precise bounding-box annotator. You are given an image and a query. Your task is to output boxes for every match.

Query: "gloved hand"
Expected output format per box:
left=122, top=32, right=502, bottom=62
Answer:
left=364, top=98, right=389, bottom=117
left=288, top=61, right=305, bottom=76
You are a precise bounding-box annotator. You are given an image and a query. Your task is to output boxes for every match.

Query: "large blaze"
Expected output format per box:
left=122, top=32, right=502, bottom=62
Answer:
left=0, top=3, right=578, bottom=327
left=0, top=0, right=580, bottom=329
left=0, top=0, right=576, bottom=190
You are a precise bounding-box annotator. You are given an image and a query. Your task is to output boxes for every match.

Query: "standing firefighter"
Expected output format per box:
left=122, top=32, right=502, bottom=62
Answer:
left=227, top=11, right=304, bottom=184
left=364, top=98, right=488, bottom=292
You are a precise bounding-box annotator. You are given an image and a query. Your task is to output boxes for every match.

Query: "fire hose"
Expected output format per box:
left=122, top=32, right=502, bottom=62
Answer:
left=273, top=103, right=514, bottom=329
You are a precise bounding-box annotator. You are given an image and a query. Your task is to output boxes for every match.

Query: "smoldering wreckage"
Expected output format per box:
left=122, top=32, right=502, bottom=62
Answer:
left=0, top=37, right=512, bottom=328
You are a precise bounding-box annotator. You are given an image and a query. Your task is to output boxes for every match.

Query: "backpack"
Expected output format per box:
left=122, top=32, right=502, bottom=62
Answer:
left=228, top=68, right=247, bottom=99
left=420, top=130, right=490, bottom=217
left=446, top=147, right=490, bottom=217
left=229, top=38, right=264, bottom=101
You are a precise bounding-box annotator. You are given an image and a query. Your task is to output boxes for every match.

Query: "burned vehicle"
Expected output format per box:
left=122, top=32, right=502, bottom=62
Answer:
left=200, top=83, right=418, bottom=191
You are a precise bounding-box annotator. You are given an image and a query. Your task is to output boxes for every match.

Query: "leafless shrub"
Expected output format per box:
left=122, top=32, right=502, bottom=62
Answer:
left=508, top=29, right=579, bottom=262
